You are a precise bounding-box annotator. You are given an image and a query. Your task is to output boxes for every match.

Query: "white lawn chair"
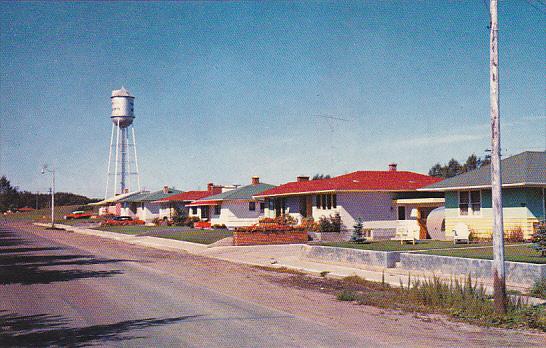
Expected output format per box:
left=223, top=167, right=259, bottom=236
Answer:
left=452, top=222, right=470, bottom=244
left=392, top=220, right=421, bottom=245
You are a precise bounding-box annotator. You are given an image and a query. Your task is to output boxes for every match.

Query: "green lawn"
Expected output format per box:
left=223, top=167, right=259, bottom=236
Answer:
left=97, top=225, right=181, bottom=235
left=98, top=225, right=232, bottom=245
left=421, top=244, right=545, bottom=264
left=317, top=240, right=493, bottom=252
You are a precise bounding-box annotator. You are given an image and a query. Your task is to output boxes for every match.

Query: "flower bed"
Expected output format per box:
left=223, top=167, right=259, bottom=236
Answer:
left=101, top=219, right=145, bottom=226
left=233, top=230, right=308, bottom=246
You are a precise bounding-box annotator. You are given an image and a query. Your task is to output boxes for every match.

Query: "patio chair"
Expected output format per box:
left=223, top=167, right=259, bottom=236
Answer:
left=392, top=220, right=420, bottom=245
left=452, top=222, right=470, bottom=244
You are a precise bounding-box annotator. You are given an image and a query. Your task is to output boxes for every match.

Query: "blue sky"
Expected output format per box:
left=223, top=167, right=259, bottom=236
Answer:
left=1, top=1, right=544, bottom=198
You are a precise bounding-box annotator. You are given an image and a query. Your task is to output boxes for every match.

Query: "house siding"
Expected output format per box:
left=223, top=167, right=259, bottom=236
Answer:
left=337, top=192, right=397, bottom=231
left=444, top=188, right=543, bottom=239
left=210, top=200, right=265, bottom=228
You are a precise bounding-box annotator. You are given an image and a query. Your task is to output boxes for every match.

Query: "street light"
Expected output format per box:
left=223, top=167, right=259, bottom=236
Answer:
left=41, top=165, right=55, bottom=228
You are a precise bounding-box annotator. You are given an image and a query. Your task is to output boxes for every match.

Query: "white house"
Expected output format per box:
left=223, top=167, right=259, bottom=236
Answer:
left=187, top=177, right=275, bottom=228
left=254, top=166, right=444, bottom=240
left=118, top=186, right=182, bottom=222
left=152, top=183, right=224, bottom=220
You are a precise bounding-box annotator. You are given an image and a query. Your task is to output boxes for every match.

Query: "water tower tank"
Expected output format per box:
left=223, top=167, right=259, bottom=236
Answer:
left=111, top=87, right=135, bottom=128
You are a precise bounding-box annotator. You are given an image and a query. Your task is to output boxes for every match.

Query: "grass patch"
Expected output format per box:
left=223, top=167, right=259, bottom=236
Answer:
left=335, top=275, right=545, bottom=331
left=317, top=240, right=493, bottom=252
left=98, top=225, right=232, bottom=245
left=422, top=244, right=546, bottom=264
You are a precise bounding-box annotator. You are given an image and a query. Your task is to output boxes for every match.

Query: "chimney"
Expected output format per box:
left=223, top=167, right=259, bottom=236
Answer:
left=163, top=185, right=169, bottom=194
left=207, top=183, right=214, bottom=193
left=388, top=163, right=397, bottom=172
left=251, top=176, right=260, bottom=185
left=124, top=188, right=129, bottom=193
left=297, top=176, right=310, bottom=182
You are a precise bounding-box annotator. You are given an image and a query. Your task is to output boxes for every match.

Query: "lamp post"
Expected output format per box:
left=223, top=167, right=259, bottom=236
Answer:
left=41, top=166, right=55, bottom=229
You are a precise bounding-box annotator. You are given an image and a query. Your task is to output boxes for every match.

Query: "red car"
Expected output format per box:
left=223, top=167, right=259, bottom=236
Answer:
left=64, top=210, right=93, bottom=220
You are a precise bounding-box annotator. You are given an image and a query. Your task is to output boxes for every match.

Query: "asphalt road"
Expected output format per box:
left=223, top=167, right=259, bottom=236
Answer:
left=0, top=224, right=380, bottom=347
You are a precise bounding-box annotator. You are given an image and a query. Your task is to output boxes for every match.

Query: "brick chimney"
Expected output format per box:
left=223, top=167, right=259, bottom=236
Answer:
left=251, top=176, right=260, bottom=185
left=207, top=183, right=214, bottom=193
left=388, top=163, right=398, bottom=172
left=297, top=176, right=310, bottom=182
left=162, top=185, right=169, bottom=194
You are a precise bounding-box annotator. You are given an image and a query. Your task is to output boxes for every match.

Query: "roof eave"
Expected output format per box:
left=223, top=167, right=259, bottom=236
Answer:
left=419, top=182, right=546, bottom=192
left=254, top=188, right=428, bottom=198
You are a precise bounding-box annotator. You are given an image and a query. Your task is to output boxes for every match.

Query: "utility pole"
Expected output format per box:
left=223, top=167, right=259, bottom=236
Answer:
left=489, top=0, right=507, bottom=314
left=41, top=166, right=56, bottom=229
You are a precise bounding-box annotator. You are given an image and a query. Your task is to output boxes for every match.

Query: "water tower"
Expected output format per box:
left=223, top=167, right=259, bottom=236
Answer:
left=104, top=87, right=141, bottom=198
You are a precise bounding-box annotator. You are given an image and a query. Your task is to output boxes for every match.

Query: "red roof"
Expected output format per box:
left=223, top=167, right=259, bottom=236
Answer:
left=254, top=171, right=442, bottom=197
left=154, top=190, right=212, bottom=203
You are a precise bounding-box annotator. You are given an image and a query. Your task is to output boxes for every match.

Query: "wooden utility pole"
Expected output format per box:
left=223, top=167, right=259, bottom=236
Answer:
left=489, top=0, right=507, bottom=314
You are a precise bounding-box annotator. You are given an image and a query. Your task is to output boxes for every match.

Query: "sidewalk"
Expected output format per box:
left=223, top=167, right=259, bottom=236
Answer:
left=34, top=223, right=544, bottom=303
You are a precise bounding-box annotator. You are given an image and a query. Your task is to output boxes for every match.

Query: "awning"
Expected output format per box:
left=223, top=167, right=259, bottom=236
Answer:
left=392, top=198, right=445, bottom=205
left=186, top=200, right=222, bottom=207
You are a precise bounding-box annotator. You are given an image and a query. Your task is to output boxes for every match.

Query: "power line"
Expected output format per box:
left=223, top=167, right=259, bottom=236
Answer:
left=522, top=0, right=546, bottom=14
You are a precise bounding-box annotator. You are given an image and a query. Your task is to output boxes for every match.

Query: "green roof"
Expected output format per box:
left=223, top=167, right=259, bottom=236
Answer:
left=195, top=183, right=276, bottom=202
left=119, top=188, right=183, bottom=203
left=423, top=151, right=546, bottom=191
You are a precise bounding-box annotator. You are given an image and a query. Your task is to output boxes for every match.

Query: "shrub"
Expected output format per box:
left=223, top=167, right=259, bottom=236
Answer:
left=350, top=218, right=366, bottom=243
left=212, top=224, right=227, bottom=229
left=506, top=227, right=524, bottom=243
left=319, top=213, right=342, bottom=232
left=531, top=220, right=546, bottom=257
left=530, top=278, right=546, bottom=299
left=183, top=216, right=201, bottom=227
left=152, top=217, right=161, bottom=226
left=172, top=206, right=187, bottom=226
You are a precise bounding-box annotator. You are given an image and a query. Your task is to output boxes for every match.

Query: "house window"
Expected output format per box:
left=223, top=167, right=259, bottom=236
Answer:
left=260, top=202, right=265, bottom=213
left=316, top=195, right=321, bottom=209
left=459, top=191, right=481, bottom=215
left=214, top=205, right=221, bottom=215
left=321, top=195, right=327, bottom=209
left=326, top=194, right=332, bottom=209
left=332, top=194, right=337, bottom=208
left=398, top=206, right=406, bottom=220
left=191, top=207, right=197, bottom=215
left=249, top=202, right=256, bottom=211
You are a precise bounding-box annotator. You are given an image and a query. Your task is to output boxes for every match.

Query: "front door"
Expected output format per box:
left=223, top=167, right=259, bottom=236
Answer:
left=201, top=206, right=210, bottom=220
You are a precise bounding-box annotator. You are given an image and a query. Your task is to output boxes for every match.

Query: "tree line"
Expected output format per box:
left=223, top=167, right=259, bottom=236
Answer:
left=0, top=175, right=98, bottom=212
left=428, top=153, right=491, bottom=179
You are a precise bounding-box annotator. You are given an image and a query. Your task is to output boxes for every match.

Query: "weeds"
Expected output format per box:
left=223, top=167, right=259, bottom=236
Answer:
left=530, top=278, right=546, bottom=299
left=335, top=274, right=546, bottom=331
left=337, top=290, right=358, bottom=301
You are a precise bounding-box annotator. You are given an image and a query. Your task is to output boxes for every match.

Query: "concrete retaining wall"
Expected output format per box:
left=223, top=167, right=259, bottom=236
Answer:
left=304, top=246, right=400, bottom=268
left=399, top=253, right=546, bottom=285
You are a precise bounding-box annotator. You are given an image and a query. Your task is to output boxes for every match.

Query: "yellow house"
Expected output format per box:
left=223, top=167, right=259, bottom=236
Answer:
left=421, top=151, right=545, bottom=240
